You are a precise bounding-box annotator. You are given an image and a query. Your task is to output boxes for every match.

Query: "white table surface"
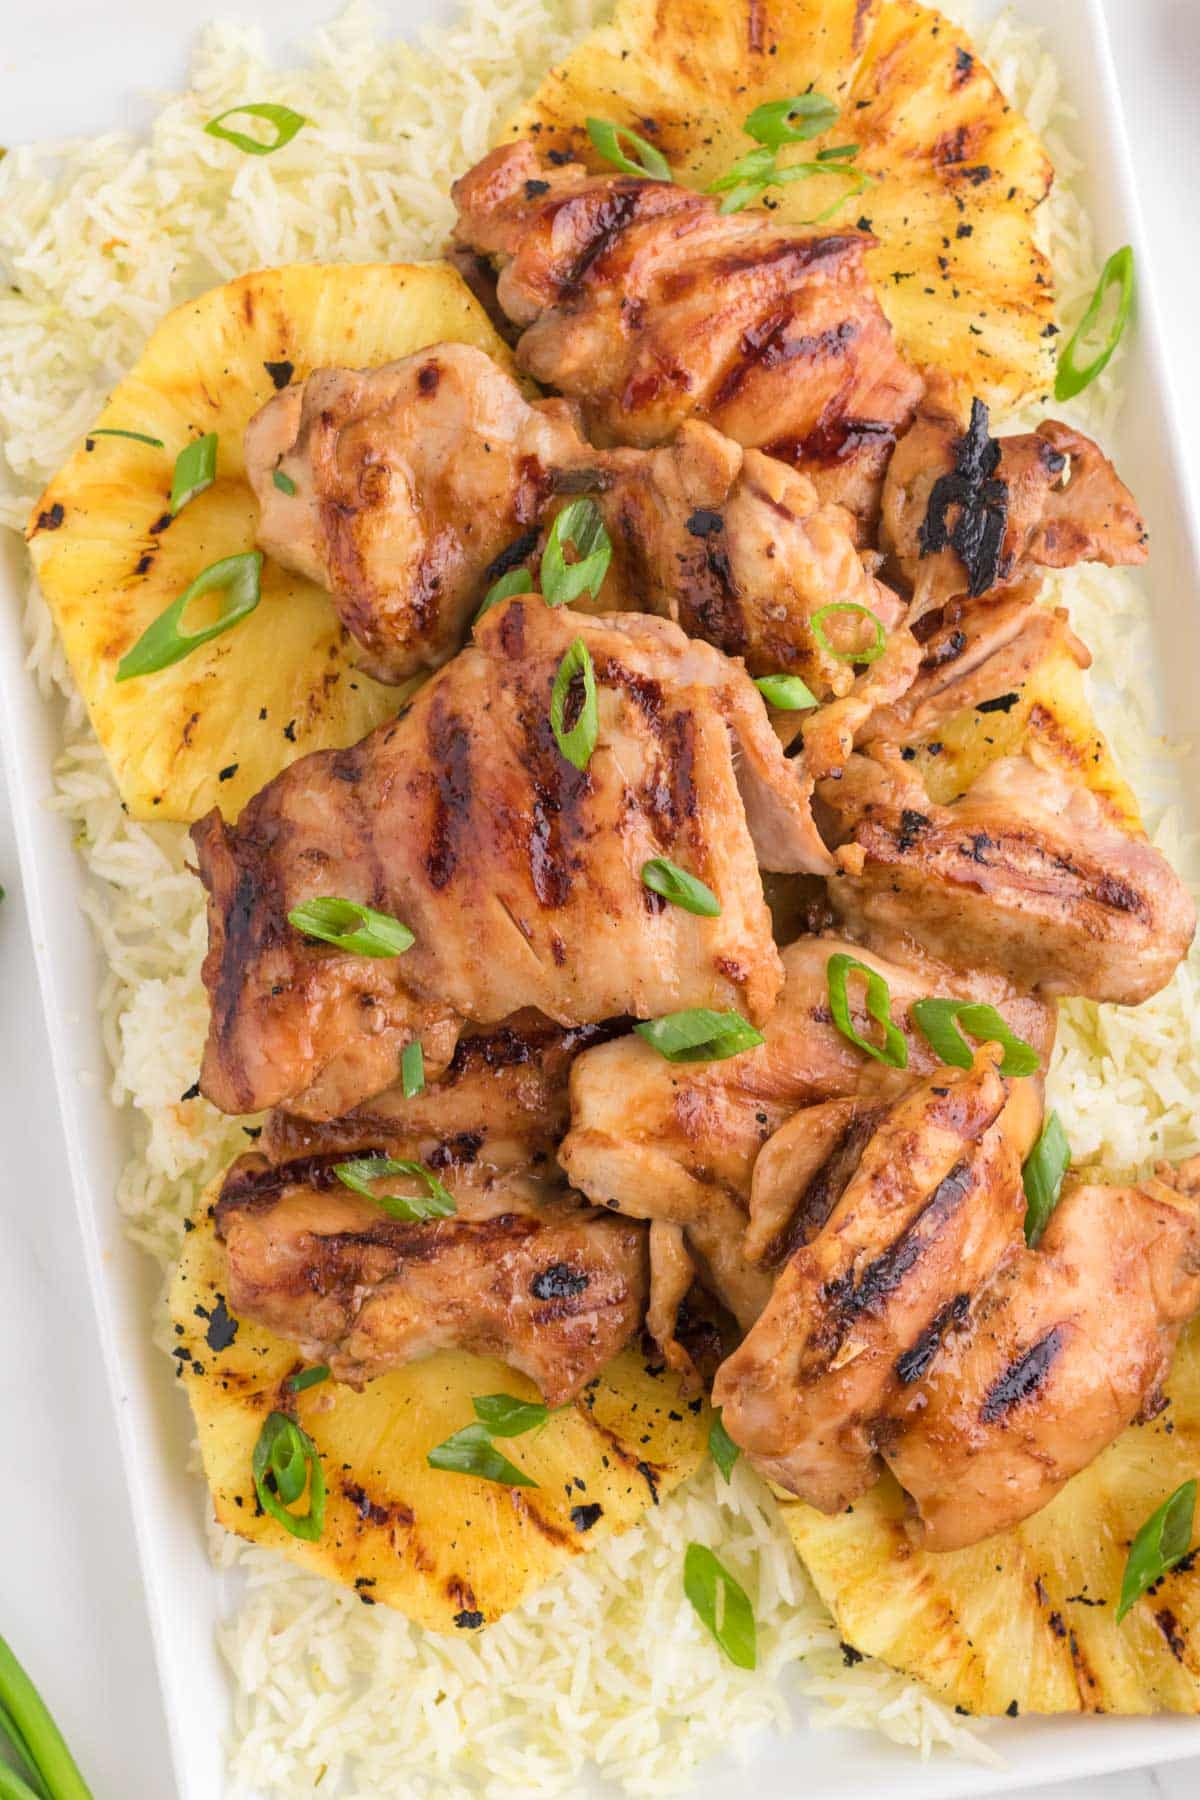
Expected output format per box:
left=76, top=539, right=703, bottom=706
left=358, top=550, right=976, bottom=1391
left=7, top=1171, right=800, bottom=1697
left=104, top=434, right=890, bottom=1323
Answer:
left=1, top=2, right=1198, bottom=1796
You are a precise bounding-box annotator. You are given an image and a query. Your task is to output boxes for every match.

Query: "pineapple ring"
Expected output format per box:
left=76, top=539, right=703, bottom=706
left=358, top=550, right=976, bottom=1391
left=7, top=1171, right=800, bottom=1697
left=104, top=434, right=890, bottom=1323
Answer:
left=171, top=1211, right=705, bottom=1632
left=505, top=0, right=1056, bottom=411
left=26, top=262, right=517, bottom=823
left=780, top=1317, right=1200, bottom=1715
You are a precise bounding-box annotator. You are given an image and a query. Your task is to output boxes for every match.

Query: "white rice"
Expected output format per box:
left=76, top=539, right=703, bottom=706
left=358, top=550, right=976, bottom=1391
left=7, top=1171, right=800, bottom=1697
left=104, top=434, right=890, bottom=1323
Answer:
left=0, top=2, right=1195, bottom=1795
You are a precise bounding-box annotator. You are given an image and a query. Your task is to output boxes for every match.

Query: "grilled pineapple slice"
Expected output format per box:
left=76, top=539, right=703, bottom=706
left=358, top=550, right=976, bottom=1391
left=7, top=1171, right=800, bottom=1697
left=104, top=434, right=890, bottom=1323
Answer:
left=780, top=1318, right=1200, bottom=1714
left=171, top=1212, right=705, bottom=1631
left=506, top=0, right=1055, bottom=408
left=27, top=263, right=517, bottom=823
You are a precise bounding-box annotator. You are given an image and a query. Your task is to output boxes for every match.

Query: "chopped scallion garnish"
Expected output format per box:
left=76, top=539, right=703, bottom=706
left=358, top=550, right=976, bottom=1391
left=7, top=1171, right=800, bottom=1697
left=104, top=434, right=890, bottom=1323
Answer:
left=474, top=565, right=531, bottom=624
left=549, top=637, right=599, bottom=771
left=287, top=896, right=414, bottom=957
left=826, top=952, right=908, bottom=1069
left=0, top=1633, right=92, bottom=1800
left=251, top=1411, right=326, bottom=1541
left=472, top=1393, right=550, bottom=1436
left=744, top=94, right=839, bottom=149
left=586, top=116, right=672, bottom=181
left=1022, top=1111, right=1070, bottom=1246
left=115, top=549, right=262, bottom=681
left=708, top=1409, right=740, bottom=1483
left=753, top=672, right=817, bottom=711
left=333, top=1156, right=456, bottom=1221
left=1055, top=245, right=1134, bottom=402
left=911, top=999, right=1039, bottom=1079
left=541, top=499, right=612, bottom=608
left=810, top=601, right=886, bottom=664
left=683, top=1543, right=757, bottom=1668
left=89, top=428, right=164, bottom=448
left=401, top=1040, right=425, bottom=1099
left=641, top=857, right=721, bottom=917
left=288, top=1364, right=330, bottom=1394
left=427, top=1422, right=538, bottom=1487
left=635, top=1008, right=764, bottom=1064
left=273, top=468, right=296, bottom=495
left=170, top=432, right=218, bottom=515
left=1116, top=1480, right=1196, bottom=1623
left=205, top=102, right=308, bottom=157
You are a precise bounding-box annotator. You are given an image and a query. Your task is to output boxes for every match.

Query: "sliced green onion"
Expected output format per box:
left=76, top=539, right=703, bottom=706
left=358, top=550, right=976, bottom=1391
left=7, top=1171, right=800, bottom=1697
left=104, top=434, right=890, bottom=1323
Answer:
left=1055, top=245, right=1134, bottom=402
left=115, top=549, right=262, bottom=681
left=541, top=499, right=612, bottom=607
left=401, top=1040, right=425, bottom=1099
left=774, top=159, right=872, bottom=225
left=635, top=1008, right=764, bottom=1064
left=1116, top=1479, right=1197, bottom=1623
left=205, top=102, right=307, bottom=157
left=911, top=999, right=1040, bottom=1079
left=288, top=1365, right=330, bottom=1394
left=708, top=1409, right=740, bottom=1483
left=287, top=896, right=414, bottom=957
left=273, top=468, right=296, bottom=495
left=683, top=1543, right=757, bottom=1669
left=334, top=1156, right=456, bottom=1221
left=707, top=145, right=777, bottom=196
left=251, top=1411, right=326, bottom=1541
left=811, top=601, right=886, bottom=664
left=744, top=94, right=838, bottom=149
left=89, top=428, right=164, bottom=448
left=472, top=1393, right=550, bottom=1437
left=170, top=432, right=218, bottom=514
left=753, top=672, right=817, bottom=711
left=1022, top=1111, right=1070, bottom=1247
left=427, top=1422, right=537, bottom=1487
left=816, top=143, right=860, bottom=162
left=826, top=952, right=908, bottom=1070
left=641, top=857, right=721, bottom=918
left=474, top=565, right=531, bottom=624
left=586, top=116, right=672, bottom=181
left=0, top=1634, right=91, bottom=1800
left=550, top=637, right=599, bottom=771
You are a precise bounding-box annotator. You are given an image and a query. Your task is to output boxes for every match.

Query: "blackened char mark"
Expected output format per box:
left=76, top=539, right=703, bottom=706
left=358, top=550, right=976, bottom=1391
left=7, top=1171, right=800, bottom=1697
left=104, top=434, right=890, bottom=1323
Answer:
left=980, top=1325, right=1065, bottom=1423
left=712, top=311, right=859, bottom=413
left=678, top=536, right=748, bottom=657
left=531, top=1261, right=589, bottom=1299
left=446, top=1016, right=627, bottom=1079
left=517, top=700, right=591, bottom=909
left=425, top=694, right=472, bottom=891
left=763, top=1107, right=886, bottom=1268
left=918, top=397, right=1010, bottom=597
left=561, top=187, right=642, bottom=294
left=822, top=1160, right=974, bottom=1324
left=896, top=1291, right=970, bottom=1384
left=644, top=709, right=698, bottom=838
left=216, top=1147, right=388, bottom=1223
left=764, top=417, right=895, bottom=469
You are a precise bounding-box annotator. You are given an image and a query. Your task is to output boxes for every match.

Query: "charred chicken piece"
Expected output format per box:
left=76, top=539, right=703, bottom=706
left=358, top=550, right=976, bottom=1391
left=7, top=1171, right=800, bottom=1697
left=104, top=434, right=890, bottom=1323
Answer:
left=215, top=1155, right=647, bottom=1403
left=881, top=372, right=1147, bottom=614
left=451, top=143, right=922, bottom=523
left=247, top=342, right=900, bottom=688
left=886, top=1157, right=1200, bottom=1549
left=821, top=745, right=1196, bottom=1005
left=560, top=936, right=1054, bottom=1346
left=194, top=596, right=824, bottom=1119
left=712, top=1048, right=1038, bottom=1509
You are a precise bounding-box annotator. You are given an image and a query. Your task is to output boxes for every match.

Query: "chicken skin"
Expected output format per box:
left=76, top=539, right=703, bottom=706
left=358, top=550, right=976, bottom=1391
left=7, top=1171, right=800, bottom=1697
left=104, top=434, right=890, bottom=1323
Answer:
left=451, top=143, right=922, bottom=520
left=712, top=1049, right=1038, bottom=1509
left=886, top=1157, right=1200, bottom=1549
left=247, top=341, right=900, bottom=687
left=560, top=936, right=1054, bottom=1342
left=215, top=1155, right=647, bottom=1403
left=194, top=596, right=824, bottom=1119
left=821, top=746, right=1196, bottom=1005
left=881, top=373, right=1147, bottom=613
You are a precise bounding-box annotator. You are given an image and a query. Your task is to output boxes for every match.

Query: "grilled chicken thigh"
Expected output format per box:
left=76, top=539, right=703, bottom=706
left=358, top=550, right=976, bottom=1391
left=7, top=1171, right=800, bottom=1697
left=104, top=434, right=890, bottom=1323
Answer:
left=821, top=746, right=1196, bottom=1004
left=881, top=373, right=1147, bottom=612
left=451, top=143, right=921, bottom=521
left=194, top=595, right=822, bottom=1118
left=247, top=342, right=899, bottom=687
left=561, top=936, right=1054, bottom=1342
left=215, top=1155, right=647, bottom=1401
left=887, top=1157, right=1200, bottom=1548
left=712, top=1049, right=1038, bottom=1509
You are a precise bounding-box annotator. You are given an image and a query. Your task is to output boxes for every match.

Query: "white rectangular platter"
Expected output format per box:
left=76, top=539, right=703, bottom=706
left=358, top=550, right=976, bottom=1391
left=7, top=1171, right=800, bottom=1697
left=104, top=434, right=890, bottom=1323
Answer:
left=1, top=0, right=1198, bottom=1795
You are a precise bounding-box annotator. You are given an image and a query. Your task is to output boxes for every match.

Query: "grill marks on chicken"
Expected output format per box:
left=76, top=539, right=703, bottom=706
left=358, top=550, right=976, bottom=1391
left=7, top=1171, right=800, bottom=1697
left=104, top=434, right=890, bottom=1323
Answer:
left=712, top=1049, right=1037, bottom=1509
left=450, top=143, right=921, bottom=520
left=194, top=596, right=824, bottom=1118
left=215, top=1159, right=647, bottom=1402
left=886, top=1157, right=1200, bottom=1548
left=246, top=342, right=900, bottom=688
left=882, top=373, right=1148, bottom=613
left=820, top=745, right=1196, bottom=1004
